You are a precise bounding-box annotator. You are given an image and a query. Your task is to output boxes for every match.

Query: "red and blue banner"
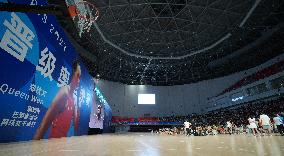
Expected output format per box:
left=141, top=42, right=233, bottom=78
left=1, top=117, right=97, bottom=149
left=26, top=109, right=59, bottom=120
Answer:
left=0, top=0, right=111, bottom=142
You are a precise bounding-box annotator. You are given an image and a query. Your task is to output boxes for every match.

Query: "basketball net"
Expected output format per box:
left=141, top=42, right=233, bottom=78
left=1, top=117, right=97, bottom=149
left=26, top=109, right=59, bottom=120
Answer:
left=68, top=1, right=99, bottom=37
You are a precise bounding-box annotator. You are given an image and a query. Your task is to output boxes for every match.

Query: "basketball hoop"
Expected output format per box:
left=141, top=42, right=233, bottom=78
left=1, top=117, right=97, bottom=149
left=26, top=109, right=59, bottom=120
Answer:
left=68, top=1, right=99, bottom=37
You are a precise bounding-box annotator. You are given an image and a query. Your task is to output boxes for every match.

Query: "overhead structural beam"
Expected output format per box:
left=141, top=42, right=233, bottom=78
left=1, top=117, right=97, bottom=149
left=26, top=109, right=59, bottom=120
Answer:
left=208, top=0, right=272, bottom=68
left=0, top=1, right=262, bottom=61
left=92, top=0, right=261, bottom=60
left=93, top=22, right=231, bottom=60
left=239, top=0, right=262, bottom=27
left=140, top=59, right=152, bottom=82
left=208, top=22, right=284, bottom=68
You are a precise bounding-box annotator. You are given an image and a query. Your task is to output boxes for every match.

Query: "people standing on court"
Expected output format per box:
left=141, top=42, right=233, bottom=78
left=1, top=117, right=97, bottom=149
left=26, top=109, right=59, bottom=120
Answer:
left=248, top=117, right=259, bottom=136
left=184, top=120, right=190, bottom=136
left=226, top=121, right=232, bottom=135
left=259, top=113, right=272, bottom=136
left=273, top=113, right=284, bottom=135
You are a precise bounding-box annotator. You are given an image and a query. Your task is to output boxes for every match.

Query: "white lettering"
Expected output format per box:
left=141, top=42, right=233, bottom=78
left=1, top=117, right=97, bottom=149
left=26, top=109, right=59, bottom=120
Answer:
left=20, top=92, right=25, bottom=98
left=31, top=121, right=36, bottom=127
left=41, top=90, right=47, bottom=97
left=31, top=95, right=37, bottom=103
left=49, top=24, right=54, bottom=33
left=41, top=14, right=47, bottom=23
left=36, top=47, right=56, bottom=81
left=22, top=121, right=27, bottom=126
left=12, top=111, right=19, bottom=118
left=57, top=66, right=70, bottom=87
left=25, top=94, right=29, bottom=101
left=8, top=119, right=15, bottom=126
left=232, top=96, right=244, bottom=102
left=24, top=113, right=29, bottom=120
left=8, top=88, right=15, bottom=94
left=18, top=112, right=25, bottom=119
left=29, top=83, right=36, bottom=92
left=15, top=120, right=21, bottom=126
left=14, top=91, right=20, bottom=96
left=0, top=84, right=8, bottom=94
left=1, top=119, right=9, bottom=126
left=27, top=106, right=40, bottom=114
left=26, top=121, right=31, bottom=127
left=0, top=12, right=35, bottom=62
left=30, top=0, right=37, bottom=6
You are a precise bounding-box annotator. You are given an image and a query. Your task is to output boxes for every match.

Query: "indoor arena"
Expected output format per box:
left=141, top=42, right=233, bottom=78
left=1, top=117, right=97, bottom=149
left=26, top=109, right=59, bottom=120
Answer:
left=0, top=0, right=283, bottom=156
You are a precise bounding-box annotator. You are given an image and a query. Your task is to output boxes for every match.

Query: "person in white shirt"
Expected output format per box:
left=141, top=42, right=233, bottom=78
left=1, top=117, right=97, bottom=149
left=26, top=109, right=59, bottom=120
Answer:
left=226, top=121, right=232, bottom=135
left=273, top=114, right=284, bottom=135
left=248, top=117, right=259, bottom=136
left=184, top=121, right=190, bottom=136
left=259, top=113, right=271, bottom=135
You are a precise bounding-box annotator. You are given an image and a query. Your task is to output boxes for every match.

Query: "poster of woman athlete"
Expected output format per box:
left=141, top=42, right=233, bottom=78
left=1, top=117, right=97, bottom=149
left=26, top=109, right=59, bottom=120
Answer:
left=0, top=0, right=111, bottom=142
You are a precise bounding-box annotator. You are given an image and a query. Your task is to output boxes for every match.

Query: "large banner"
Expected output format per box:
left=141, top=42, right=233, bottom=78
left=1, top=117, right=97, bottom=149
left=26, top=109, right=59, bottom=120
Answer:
left=88, top=85, right=112, bottom=133
left=0, top=0, right=111, bottom=142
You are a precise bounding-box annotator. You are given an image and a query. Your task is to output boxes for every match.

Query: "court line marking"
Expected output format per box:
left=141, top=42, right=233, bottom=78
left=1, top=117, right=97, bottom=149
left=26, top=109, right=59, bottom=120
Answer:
left=127, top=149, right=142, bottom=152
left=59, top=149, right=80, bottom=152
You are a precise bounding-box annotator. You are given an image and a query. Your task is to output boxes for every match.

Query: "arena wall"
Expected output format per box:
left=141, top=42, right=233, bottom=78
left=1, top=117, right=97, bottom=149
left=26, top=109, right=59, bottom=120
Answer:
left=97, top=52, right=284, bottom=117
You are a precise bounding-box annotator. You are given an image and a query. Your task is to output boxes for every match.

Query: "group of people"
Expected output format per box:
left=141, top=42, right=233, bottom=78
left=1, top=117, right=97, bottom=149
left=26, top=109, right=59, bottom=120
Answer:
left=154, top=127, right=180, bottom=135
left=156, top=97, right=284, bottom=137
left=223, top=112, right=284, bottom=136
left=245, top=113, right=283, bottom=136
left=183, top=120, right=218, bottom=136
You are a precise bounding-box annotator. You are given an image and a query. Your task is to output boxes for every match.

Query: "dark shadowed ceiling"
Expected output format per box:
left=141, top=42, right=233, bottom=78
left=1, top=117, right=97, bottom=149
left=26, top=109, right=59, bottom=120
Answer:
left=61, top=0, right=284, bottom=85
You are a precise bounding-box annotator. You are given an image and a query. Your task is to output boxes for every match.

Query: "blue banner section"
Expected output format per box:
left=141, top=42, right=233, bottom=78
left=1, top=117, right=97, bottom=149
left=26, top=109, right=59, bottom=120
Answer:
left=0, top=0, right=111, bottom=142
left=88, top=86, right=112, bottom=132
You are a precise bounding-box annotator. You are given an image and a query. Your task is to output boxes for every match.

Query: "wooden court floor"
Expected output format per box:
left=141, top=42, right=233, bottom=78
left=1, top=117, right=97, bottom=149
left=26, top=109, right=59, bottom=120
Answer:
left=0, top=133, right=283, bottom=156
